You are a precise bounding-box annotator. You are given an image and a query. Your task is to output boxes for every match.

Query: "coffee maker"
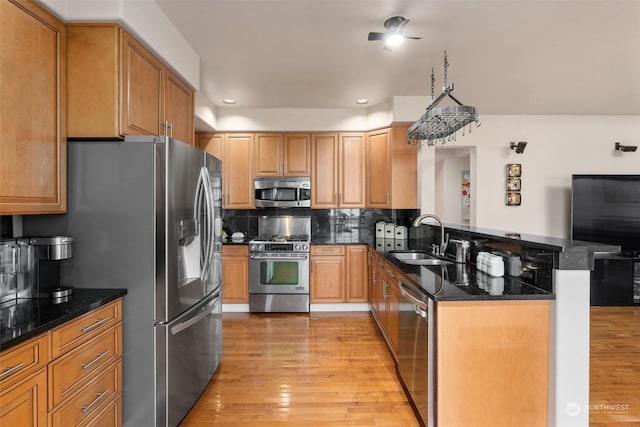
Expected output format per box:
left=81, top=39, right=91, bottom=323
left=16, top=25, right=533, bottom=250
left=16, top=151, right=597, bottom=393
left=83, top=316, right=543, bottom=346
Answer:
left=16, top=236, right=74, bottom=301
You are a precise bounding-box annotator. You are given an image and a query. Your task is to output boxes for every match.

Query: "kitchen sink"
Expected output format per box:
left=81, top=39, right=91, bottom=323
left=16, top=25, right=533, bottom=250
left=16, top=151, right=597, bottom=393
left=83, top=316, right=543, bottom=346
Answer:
left=390, top=251, right=452, bottom=266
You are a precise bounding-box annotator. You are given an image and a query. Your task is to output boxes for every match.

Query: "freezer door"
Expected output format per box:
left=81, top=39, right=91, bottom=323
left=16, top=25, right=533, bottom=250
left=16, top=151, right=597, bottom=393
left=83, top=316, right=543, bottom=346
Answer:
left=156, top=291, right=222, bottom=427
left=157, top=138, right=215, bottom=322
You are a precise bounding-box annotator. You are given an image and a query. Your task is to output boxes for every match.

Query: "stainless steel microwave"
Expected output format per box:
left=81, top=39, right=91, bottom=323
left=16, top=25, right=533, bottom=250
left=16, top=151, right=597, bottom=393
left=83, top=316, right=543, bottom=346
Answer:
left=254, top=177, right=311, bottom=208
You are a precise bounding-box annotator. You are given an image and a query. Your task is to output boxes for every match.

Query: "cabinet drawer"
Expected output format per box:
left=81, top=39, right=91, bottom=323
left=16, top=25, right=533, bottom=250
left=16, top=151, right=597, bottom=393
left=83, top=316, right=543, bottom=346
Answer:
left=311, top=245, right=345, bottom=256
left=223, top=245, right=248, bottom=256
left=50, top=300, right=122, bottom=359
left=0, top=335, right=48, bottom=388
left=49, top=324, right=123, bottom=409
left=79, top=395, right=121, bottom=427
left=49, top=359, right=122, bottom=427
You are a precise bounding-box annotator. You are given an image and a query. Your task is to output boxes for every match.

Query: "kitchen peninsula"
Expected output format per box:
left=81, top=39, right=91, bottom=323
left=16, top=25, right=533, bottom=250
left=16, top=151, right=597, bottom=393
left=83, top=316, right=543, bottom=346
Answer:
left=370, top=222, right=617, bottom=427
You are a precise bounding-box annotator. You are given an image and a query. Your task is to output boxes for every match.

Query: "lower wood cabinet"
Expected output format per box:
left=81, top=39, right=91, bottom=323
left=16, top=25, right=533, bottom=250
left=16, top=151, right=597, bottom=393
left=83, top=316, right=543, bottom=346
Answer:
left=310, top=245, right=368, bottom=303
left=368, top=248, right=400, bottom=359
left=222, top=245, right=249, bottom=303
left=0, top=299, right=123, bottom=427
left=0, top=369, right=47, bottom=426
left=310, top=245, right=346, bottom=303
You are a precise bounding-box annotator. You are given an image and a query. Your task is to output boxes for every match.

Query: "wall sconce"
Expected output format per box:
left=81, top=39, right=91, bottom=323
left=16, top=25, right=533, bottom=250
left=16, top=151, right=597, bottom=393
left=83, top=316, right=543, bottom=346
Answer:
left=614, top=142, right=637, bottom=152
left=510, top=141, right=527, bottom=154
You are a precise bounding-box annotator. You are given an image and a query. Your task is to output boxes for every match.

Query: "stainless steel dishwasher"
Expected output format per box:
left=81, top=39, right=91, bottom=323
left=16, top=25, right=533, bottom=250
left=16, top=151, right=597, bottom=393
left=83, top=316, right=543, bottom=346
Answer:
left=397, top=279, right=434, bottom=427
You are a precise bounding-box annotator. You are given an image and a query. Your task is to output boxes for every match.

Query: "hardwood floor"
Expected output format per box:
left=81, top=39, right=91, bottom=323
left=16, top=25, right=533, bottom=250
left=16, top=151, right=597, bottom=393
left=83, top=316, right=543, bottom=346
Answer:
left=590, top=306, right=640, bottom=426
left=181, top=312, right=419, bottom=426
left=181, top=307, right=640, bottom=426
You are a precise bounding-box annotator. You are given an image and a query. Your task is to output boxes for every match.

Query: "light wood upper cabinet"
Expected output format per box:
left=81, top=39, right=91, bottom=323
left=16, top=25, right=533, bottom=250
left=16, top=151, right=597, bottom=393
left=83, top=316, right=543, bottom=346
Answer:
left=225, top=134, right=254, bottom=209
left=197, top=133, right=225, bottom=160
left=283, top=134, right=311, bottom=176
left=311, top=133, right=365, bottom=208
left=0, top=0, right=66, bottom=215
left=121, top=30, right=164, bottom=137
left=366, top=125, right=417, bottom=209
left=164, top=69, right=195, bottom=145
left=366, top=129, right=392, bottom=208
left=339, top=133, right=366, bottom=207
left=390, top=124, right=418, bottom=208
left=254, top=133, right=283, bottom=176
left=311, top=133, right=339, bottom=208
left=255, top=133, right=310, bottom=176
left=67, top=24, right=194, bottom=144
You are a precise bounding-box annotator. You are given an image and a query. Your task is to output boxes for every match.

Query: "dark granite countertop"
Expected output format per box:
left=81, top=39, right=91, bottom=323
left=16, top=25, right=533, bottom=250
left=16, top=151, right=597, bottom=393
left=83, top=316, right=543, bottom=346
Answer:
left=377, top=247, right=554, bottom=302
left=0, top=288, right=127, bottom=352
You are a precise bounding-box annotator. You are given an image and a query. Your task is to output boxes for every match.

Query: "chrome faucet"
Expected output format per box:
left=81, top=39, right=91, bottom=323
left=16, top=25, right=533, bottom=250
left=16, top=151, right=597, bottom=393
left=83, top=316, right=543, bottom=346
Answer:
left=412, top=214, right=449, bottom=256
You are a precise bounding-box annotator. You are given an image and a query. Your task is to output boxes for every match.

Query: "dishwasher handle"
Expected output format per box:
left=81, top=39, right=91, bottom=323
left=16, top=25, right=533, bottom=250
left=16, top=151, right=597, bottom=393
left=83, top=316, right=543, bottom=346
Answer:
left=398, top=280, right=428, bottom=311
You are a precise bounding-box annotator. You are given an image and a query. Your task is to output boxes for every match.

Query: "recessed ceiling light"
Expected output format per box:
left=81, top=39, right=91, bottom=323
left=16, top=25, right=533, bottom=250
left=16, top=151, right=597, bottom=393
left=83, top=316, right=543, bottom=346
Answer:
left=222, top=99, right=236, bottom=105
left=356, top=99, right=370, bottom=105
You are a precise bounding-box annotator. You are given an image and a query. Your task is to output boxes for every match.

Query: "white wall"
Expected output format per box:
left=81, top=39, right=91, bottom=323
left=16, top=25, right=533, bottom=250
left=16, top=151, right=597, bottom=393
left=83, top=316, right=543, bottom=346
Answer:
left=417, top=115, right=640, bottom=238
left=215, top=108, right=370, bottom=132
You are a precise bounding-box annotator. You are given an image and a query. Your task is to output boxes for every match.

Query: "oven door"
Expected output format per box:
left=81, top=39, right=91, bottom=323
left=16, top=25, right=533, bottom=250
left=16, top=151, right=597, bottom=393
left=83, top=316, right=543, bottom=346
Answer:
left=249, top=252, right=309, bottom=294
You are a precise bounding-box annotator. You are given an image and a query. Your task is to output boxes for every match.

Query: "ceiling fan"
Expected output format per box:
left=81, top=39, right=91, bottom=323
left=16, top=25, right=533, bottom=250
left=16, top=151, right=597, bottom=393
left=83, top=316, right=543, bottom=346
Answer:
left=367, top=16, right=422, bottom=51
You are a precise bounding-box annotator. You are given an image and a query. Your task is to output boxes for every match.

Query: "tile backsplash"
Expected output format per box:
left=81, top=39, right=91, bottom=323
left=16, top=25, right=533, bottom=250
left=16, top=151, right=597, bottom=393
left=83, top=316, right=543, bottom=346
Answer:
left=223, top=208, right=419, bottom=242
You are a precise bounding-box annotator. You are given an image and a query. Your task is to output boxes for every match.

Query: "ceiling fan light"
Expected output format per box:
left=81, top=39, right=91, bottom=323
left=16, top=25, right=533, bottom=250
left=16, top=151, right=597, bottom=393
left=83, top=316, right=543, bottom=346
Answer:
left=385, top=32, right=404, bottom=48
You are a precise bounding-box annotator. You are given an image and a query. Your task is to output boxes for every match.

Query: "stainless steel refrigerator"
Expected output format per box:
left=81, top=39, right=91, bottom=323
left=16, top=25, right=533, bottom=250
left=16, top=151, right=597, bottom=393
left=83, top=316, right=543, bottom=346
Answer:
left=24, top=136, right=223, bottom=427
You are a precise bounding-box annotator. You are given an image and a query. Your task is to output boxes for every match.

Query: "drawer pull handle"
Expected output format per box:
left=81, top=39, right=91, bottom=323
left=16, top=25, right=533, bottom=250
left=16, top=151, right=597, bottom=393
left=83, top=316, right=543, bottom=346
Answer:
left=81, top=389, right=110, bottom=413
left=81, top=317, right=110, bottom=334
left=81, top=350, right=110, bottom=370
left=0, top=362, right=25, bottom=379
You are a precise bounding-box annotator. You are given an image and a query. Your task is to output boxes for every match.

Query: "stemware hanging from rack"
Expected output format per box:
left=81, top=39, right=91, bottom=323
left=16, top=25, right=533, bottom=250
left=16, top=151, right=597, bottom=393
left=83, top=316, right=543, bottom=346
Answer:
left=408, top=51, right=480, bottom=146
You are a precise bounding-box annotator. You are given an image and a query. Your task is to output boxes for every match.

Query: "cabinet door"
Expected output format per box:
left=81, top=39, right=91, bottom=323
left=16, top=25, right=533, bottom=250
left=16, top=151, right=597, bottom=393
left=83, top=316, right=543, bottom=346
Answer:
left=339, top=133, right=366, bottom=207
left=375, top=259, right=389, bottom=334
left=310, top=255, right=345, bottom=303
left=391, top=125, right=418, bottom=208
left=224, top=134, right=254, bottom=209
left=0, top=369, right=47, bottom=427
left=222, top=246, right=249, bottom=303
left=121, top=31, right=164, bottom=137
left=366, top=129, right=391, bottom=208
left=311, top=133, right=339, bottom=208
left=346, top=246, right=368, bottom=302
left=165, top=69, right=194, bottom=145
left=197, top=133, right=225, bottom=160
left=386, top=269, right=400, bottom=356
left=254, top=133, right=283, bottom=176
left=283, top=134, right=311, bottom=176
left=66, top=24, right=120, bottom=139
left=0, top=0, right=66, bottom=214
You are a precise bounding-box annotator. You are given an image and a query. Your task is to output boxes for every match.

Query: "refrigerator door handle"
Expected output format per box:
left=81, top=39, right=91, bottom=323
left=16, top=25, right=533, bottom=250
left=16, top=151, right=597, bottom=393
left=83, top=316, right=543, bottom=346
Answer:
left=198, top=167, right=215, bottom=284
left=170, top=292, right=219, bottom=335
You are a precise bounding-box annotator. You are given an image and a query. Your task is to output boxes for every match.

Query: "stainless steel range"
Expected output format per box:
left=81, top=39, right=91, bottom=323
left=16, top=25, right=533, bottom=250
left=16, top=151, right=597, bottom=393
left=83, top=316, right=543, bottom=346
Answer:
left=249, top=216, right=310, bottom=312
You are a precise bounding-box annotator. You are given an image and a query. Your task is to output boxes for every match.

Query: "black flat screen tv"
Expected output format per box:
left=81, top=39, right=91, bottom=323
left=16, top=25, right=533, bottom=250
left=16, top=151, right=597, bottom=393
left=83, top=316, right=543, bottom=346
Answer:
left=572, top=174, right=640, bottom=255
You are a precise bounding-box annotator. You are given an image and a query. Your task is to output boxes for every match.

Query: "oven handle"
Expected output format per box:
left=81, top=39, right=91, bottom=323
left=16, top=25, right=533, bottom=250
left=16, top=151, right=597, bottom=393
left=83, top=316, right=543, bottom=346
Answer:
left=250, top=254, right=308, bottom=261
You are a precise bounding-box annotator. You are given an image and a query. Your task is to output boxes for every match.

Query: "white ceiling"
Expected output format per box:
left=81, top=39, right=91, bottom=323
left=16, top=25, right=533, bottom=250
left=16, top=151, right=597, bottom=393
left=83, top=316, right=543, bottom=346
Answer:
left=156, top=0, right=640, bottom=115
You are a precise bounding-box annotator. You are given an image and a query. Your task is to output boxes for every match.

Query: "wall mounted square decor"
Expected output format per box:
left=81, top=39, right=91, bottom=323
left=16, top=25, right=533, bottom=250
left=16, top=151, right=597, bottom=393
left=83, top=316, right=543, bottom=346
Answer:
left=506, top=164, right=522, bottom=205
left=507, top=177, right=521, bottom=191
left=506, top=191, right=521, bottom=206
left=506, top=163, right=522, bottom=177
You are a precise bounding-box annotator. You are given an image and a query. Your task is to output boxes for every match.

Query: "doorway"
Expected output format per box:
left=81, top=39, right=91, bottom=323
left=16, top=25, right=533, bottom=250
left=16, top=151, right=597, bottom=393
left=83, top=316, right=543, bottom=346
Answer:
left=434, top=147, right=475, bottom=226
